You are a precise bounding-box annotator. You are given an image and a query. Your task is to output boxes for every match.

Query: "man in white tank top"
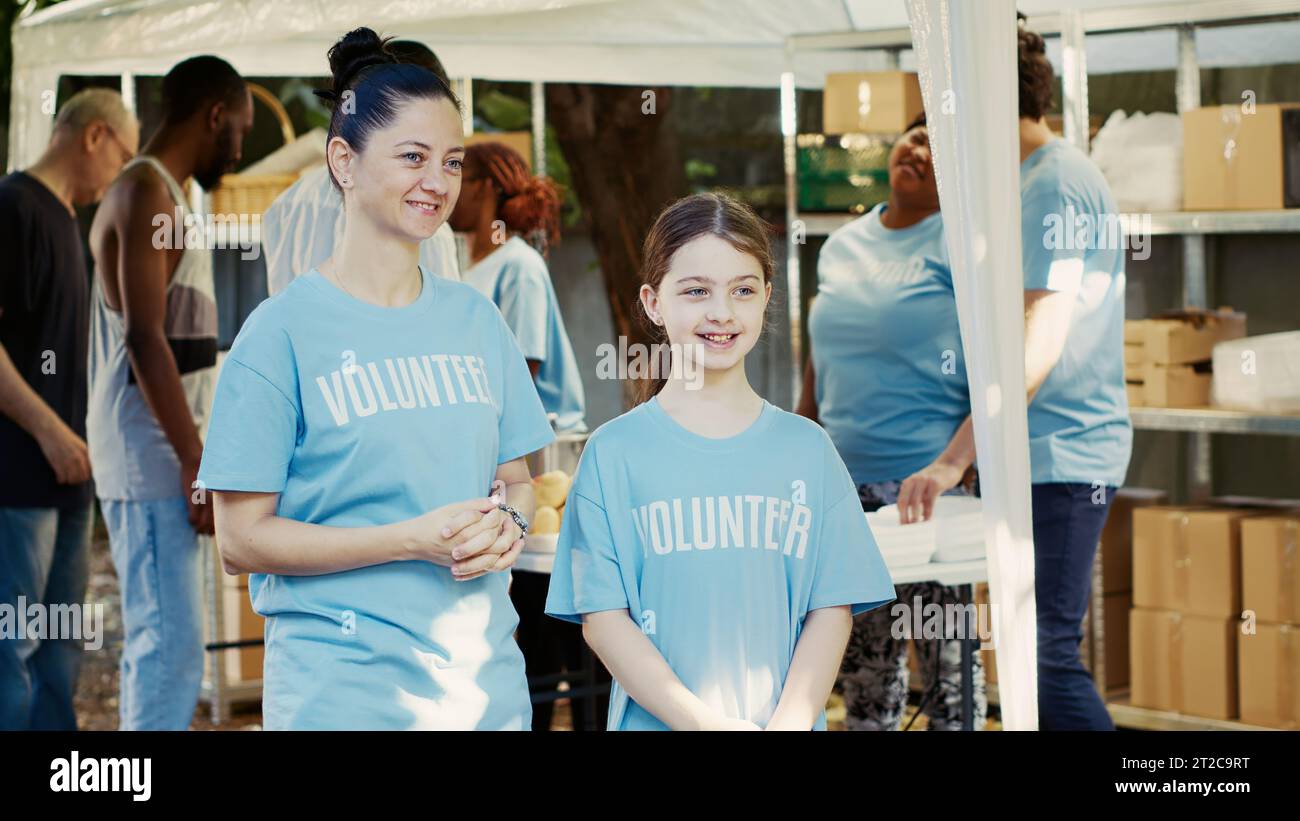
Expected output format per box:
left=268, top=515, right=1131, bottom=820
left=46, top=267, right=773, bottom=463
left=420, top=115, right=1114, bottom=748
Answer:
left=88, top=56, right=252, bottom=730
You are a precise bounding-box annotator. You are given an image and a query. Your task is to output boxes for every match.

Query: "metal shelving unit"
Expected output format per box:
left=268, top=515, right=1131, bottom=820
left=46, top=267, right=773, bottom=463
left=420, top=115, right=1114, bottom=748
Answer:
left=1131, top=407, right=1300, bottom=436
left=783, top=0, right=1300, bottom=732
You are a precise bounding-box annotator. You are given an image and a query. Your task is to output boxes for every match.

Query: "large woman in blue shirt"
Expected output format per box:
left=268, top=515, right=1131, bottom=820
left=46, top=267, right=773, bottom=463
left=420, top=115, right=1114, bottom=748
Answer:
left=796, top=114, right=987, bottom=731
left=197, top=28, right=555, bottom=729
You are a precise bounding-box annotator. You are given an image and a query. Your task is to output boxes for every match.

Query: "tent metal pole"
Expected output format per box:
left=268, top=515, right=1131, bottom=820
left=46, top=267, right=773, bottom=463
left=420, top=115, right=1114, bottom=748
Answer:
left=1175, top=25, right=1215, bottom=504
left=781, top=42, right=802, bottom=408
left=531, top=81, right=546, bottom=177
left=1060, top=10, right=1090, bottom=151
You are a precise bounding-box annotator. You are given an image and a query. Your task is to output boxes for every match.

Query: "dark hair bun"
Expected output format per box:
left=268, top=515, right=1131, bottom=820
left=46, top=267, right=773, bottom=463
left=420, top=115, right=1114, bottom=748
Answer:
left=325, top=27, right=395, bottom=100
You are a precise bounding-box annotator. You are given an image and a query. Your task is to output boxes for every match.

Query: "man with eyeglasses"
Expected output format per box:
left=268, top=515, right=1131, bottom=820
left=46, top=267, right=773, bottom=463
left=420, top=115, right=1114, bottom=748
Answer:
left=0, top=87, right=138, bottom=730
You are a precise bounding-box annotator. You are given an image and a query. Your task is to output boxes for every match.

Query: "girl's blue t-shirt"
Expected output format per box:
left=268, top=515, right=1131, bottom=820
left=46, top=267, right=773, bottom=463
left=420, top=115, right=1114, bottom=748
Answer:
left=809, top=205, right=971, bottom=485
left=198, top=265, right=555, bottom=730
left=544, top=397, right=895, bottom=731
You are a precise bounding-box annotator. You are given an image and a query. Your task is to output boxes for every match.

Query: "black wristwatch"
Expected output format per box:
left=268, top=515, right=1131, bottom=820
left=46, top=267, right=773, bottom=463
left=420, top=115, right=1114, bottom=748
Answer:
left=498, top=503, right=530, bottom=536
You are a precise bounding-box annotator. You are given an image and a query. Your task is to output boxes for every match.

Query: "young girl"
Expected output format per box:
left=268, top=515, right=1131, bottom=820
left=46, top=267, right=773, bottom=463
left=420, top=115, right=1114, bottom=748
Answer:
left=197, top=28, right=554, bottom=730
left=545, top=193, right=894, bottom=730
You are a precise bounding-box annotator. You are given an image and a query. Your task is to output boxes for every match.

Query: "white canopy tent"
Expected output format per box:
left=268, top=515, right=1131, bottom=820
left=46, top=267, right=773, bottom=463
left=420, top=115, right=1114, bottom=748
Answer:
left=11, top=0, right=1300, bottom=166
left=9, top=0, right=1300, bottom=731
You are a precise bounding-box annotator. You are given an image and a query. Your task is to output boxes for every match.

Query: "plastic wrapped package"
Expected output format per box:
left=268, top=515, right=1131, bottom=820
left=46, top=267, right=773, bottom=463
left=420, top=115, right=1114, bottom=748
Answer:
left=1089, top=110, right=1183, bottom=212
left=1212, top=332, right=1300, bottom=413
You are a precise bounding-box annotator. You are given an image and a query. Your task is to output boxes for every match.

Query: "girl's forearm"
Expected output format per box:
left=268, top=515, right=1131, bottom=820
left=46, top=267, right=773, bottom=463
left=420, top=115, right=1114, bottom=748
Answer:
left=582, top=610, right=716, bottom=731
left=768, top=606, right=854, bottom=730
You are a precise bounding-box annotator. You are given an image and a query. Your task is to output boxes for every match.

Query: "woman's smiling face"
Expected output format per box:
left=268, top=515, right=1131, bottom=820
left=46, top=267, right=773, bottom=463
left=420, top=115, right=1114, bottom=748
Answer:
left=640, top=233, right=772, bottom=374
left=339, top=95, right=465, bottom=243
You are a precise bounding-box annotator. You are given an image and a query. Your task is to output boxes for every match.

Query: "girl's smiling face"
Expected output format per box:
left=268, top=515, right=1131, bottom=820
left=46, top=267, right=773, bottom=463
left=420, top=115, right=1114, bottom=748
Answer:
left=333, top=95, right=465, bottom=243
left=640, top=233, right=772, bottom=374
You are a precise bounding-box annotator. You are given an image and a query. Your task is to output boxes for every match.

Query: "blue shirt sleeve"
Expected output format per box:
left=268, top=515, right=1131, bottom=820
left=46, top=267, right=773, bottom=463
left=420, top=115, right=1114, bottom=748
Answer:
left=1021, top=185, right=1086, bottom=293
left=198, top=318, right=301, bottom=493
left=807, top=434, right=896, bottom=616
left=495, top=258, right=550, bottom=362
left=544, top=441, right=629, bottom=624
left=492, top=309, right=555, bottom=463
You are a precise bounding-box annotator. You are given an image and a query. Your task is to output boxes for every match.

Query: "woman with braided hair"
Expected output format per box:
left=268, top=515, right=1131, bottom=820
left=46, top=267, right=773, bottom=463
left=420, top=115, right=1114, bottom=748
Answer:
left=450, top=141, right=586, bottom=433
left=450, top=140, right=590, bottom=730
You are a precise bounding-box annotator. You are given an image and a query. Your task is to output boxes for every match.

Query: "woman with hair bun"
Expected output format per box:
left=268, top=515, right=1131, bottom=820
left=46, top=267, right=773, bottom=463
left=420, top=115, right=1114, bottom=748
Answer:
left=198, top=28, right=554, bottom=730
left=449, top=140, right=587, bottom=730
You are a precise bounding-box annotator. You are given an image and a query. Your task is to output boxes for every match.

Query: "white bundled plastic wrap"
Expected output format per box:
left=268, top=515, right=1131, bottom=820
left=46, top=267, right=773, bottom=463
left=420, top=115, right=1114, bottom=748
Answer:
left=1212, top=332, right=1300, bottom=413
left=240, top=128, right=327, bottom=176
left=907, top=0, right=1039, bottom=729
left=1089, top=110, right=1183, bottom=212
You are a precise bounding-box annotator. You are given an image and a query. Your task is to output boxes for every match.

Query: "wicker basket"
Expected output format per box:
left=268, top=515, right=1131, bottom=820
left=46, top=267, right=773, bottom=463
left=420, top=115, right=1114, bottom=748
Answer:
left=209, top=83, right=300, bottom=216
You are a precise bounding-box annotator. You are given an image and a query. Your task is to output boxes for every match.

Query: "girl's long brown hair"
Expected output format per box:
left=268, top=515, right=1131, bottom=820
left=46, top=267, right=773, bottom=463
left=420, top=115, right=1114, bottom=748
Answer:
left=635, top=192, right=775, bottom=404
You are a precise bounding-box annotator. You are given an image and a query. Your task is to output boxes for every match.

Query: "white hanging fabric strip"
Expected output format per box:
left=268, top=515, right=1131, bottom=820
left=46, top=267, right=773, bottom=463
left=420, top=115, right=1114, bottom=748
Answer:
left=905, top=0, right=1040, bottom=730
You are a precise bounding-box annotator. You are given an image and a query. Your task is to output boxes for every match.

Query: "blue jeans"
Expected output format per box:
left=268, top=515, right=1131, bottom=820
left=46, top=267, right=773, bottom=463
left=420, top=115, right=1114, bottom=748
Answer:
left=0, top=503, right=93, bottom=730
left=1032, top=482, right=1116, bottom=731
left=100, top=496, right=204, bottom=730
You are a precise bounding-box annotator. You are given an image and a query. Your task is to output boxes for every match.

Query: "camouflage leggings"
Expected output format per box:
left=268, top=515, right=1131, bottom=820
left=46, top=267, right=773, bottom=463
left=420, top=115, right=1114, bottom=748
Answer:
left=837, top=479, right=988, bottom=731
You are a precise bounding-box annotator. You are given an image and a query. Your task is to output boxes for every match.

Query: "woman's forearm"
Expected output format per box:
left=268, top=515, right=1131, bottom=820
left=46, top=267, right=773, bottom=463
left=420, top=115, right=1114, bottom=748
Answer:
left=768, top=606, right=854, bottom=730
left=214, top=499, right=418, bottom=576
left=582, top=610, right=717, bottom=731
left=936, top=415, right=976, bottom=473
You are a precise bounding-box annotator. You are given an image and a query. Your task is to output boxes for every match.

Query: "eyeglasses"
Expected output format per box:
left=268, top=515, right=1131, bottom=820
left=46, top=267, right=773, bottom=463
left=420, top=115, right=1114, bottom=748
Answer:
left=102, top=123, right=135, bottom=166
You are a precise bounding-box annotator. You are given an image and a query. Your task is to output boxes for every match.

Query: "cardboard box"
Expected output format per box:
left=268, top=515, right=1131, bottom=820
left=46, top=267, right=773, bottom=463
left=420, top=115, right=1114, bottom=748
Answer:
left=1124, top=312, right=1247, bottom=366
left=1139, top=363, right=1211, bottom=408
left=1242, top=517, right=1300, bottom=624
left=1238, top=622, right=1300, bottom=729
left=212, top=585, right=264, bottom=683
left=1133, top=507, right=1254, bottom=618
left=1183, top=104, right=1300, bottom=210
left=1130, top=608, right=1237, bottom=719
left=823, top=72, right=924, bottom=135
left=1099, top=488, right=1167, bottom=594
left=1087, top=591, right=1133, bottom=689
left=1125, top=382, right=1145, bottom=407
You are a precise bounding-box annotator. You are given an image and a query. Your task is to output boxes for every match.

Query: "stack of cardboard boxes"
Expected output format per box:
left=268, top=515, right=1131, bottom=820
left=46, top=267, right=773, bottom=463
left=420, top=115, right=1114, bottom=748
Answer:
left=1239, top=515, right=1300, bottom=728
left=1088, top=489, right=1167, bottom=692
left=1130, top=504, right=1300, bottom=726
left=1124, top=309, right=1246, bottom=408
left=203, top=572, right=265, bottom=686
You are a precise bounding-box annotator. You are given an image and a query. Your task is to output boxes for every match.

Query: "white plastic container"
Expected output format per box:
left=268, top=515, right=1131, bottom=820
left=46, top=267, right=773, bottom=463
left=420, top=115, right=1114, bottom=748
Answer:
left=1212, top=332, right=1300, bottom=413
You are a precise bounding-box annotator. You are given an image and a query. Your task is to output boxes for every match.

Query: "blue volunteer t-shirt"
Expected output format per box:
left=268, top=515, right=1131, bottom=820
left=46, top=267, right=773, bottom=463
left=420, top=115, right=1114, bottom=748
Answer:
left=465, top=236, right=587, bottom=432
left=1021, top=139, right=1132, bottom=487
left=198, top=265, right=554, bottom=730
left=809, top=205, right=971, bottom=485
left=544, top=397, right=895, bottom=731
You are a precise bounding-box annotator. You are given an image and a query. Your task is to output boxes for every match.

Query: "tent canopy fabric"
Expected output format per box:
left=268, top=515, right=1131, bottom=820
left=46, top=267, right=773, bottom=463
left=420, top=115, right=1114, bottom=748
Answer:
left=10, top=0, right=1299, bottom=165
